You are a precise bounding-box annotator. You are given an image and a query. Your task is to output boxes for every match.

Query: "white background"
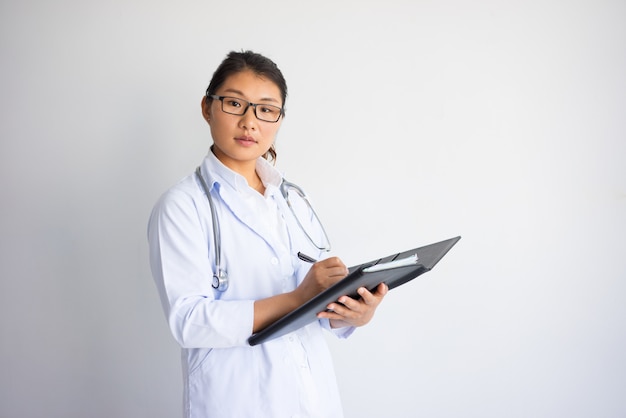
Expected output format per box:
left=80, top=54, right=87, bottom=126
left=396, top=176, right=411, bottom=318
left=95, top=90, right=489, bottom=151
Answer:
left=1, top=1, right=625, bottom=417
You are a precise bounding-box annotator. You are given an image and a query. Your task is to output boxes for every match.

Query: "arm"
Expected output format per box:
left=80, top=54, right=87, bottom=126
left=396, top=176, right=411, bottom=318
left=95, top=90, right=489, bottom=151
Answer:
left=253, top=257, right=349, bottom=332
left=148, top=188, right=256, bottom=348
left=149, top=185, right=353, bottom=346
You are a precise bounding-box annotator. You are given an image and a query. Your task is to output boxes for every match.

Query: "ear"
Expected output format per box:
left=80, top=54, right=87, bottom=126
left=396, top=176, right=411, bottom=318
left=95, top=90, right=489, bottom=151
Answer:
left=201, top=96, right=211, bottom=123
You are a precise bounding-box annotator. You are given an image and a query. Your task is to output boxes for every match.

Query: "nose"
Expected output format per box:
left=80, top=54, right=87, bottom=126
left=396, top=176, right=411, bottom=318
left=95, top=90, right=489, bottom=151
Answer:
left=239, top=104, right=257, bottom=130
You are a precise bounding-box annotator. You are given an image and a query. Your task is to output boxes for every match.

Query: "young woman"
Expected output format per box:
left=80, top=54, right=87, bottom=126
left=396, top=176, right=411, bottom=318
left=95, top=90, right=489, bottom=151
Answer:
left=148, top=50, right=388, bottom=418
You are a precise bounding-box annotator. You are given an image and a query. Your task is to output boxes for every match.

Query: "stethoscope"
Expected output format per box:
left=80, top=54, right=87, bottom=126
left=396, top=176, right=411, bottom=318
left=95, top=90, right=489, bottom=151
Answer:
left=195, top=166, right=331, bottom=292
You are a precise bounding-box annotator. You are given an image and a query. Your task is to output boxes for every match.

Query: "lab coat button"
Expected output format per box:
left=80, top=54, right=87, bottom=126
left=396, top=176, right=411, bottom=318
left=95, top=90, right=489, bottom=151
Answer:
left=271, top=257, right=278, bottom=265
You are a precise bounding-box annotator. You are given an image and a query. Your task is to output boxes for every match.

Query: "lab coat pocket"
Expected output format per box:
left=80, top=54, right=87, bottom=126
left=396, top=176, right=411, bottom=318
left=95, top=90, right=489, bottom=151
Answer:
left=188, top=346, right=263, bottom=416
left=188, top=348, right=213, bottom=378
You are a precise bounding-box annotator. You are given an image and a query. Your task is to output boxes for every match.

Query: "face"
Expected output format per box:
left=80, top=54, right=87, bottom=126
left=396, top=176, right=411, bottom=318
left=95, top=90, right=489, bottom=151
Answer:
left=202, top=70, right=283, bottom=173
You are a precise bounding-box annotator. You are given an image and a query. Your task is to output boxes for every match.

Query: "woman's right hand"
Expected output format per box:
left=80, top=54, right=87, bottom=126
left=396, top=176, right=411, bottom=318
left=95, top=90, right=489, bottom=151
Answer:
left=253, top=257, right=349, bottom=333
left=294, top=257, right=349, bottom=304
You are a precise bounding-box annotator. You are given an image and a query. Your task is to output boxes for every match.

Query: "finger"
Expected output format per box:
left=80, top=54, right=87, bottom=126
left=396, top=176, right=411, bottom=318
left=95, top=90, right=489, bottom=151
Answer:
left=325, top=299, right=358, bottom=318
left=355, top=287, right=379, bottom=305
left=335, top=295, right=361, bottom=312
left=325, top=266, right=349, bottom=278
left=317, top=309, right=345, bottom=321
left=309, top=263, right=348, bottom=280
left=359, top=283, right=388, bottom=303
left=376, top=282, right=389, bottom=296
left=325, top=302, right=347, bottom=317
left=318, top=257, right=348, bottom=274
left=318, top=256, right=345, bottom=268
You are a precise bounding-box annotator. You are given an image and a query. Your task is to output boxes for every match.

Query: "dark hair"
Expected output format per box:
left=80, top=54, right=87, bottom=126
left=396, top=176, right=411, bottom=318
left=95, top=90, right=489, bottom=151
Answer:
left=206, top=51, right=288, bottom=162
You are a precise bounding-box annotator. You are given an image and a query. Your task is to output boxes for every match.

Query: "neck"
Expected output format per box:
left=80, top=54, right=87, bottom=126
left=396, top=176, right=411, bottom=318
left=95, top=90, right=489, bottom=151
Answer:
left=250, top=174, right=265, bottom=195
left=210, top=146, right=265, bottom=194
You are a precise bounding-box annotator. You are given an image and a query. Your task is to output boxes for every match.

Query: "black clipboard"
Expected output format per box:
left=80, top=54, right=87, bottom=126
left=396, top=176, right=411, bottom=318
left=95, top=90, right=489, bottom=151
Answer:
left=248, top=236, right=461, bottom=346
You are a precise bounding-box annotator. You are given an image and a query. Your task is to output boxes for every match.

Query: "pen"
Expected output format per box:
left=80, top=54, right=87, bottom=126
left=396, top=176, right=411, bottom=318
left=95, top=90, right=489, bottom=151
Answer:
left=297, top=252, right=317, bottom=263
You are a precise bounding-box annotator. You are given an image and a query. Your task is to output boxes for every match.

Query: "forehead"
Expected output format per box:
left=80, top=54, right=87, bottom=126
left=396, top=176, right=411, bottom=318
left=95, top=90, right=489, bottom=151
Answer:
left=218, top=70, right=282, bottom=104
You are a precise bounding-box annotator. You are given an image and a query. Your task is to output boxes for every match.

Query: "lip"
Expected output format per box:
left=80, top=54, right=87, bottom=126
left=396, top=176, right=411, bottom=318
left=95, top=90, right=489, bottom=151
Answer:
left=234, top=135, right=258, bottom=146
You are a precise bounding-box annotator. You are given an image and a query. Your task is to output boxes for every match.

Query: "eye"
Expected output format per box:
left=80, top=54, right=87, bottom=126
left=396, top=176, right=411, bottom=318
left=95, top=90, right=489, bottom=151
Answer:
left=259, top=105, right=279, bottom=115
left=225, top=98, right=243, bottom=108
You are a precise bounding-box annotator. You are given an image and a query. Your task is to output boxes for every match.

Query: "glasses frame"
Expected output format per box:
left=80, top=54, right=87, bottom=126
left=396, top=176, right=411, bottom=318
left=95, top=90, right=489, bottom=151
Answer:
left=208, top=94, right=284, bottom=123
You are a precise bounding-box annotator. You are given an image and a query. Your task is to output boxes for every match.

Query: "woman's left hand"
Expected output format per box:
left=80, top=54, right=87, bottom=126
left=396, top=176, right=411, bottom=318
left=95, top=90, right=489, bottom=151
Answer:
left=318, top=283, right=388, bottom=328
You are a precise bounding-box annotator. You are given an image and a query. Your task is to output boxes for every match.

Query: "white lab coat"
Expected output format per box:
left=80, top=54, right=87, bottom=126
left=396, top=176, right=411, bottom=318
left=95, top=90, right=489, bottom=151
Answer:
left=148, top=151, right=352, bottom=418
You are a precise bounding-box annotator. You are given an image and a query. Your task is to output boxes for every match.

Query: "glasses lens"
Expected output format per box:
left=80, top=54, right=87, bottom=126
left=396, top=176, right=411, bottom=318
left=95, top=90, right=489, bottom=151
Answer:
left=220, top=97, right=246, bottom=115
left=255, top=104, right=282, bottom=122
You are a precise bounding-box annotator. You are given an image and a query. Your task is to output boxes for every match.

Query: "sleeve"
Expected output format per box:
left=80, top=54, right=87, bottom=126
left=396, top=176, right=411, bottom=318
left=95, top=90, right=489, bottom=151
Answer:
left=320, top=318, right=355, bottom=339
left=147, top=188, right=254, bottom=348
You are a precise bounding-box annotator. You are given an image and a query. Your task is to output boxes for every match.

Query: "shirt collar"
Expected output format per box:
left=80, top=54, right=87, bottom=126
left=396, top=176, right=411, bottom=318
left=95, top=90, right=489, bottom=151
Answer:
left=255, top=156, right=283, bottom=191
left=202, top=149, right=283, bottom=194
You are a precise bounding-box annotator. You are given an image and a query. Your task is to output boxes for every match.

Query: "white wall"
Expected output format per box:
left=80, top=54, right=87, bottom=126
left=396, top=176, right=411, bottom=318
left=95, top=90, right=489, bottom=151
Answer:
left=1, top=1, right=624, bottom=417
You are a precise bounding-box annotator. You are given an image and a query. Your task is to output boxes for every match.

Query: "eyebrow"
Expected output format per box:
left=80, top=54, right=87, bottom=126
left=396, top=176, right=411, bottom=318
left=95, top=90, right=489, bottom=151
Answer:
left=221, top=88, right=281, bottom=104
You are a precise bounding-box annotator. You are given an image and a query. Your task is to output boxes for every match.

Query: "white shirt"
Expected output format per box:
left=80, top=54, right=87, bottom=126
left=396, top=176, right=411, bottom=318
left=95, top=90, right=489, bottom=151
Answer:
left=148, top=151, right=353, bottom=418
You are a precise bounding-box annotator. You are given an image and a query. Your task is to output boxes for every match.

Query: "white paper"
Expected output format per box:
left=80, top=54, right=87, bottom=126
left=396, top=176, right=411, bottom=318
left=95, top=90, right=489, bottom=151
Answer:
left=362, top=253, right=419, bottom=273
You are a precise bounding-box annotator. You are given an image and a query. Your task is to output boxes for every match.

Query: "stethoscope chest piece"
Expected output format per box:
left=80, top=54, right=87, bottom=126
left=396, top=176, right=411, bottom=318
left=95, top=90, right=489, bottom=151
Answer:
left=212, top=269, right=229, bottom=292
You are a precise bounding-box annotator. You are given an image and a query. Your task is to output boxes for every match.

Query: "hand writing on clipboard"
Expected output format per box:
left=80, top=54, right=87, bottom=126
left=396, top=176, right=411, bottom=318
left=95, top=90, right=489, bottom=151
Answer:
left=295, top=251, right=412, bottom=328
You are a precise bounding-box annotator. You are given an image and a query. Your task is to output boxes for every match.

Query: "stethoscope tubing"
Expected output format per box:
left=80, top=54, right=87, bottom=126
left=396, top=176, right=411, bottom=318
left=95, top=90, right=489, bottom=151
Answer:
left=195, top=165, right=330, bottom=292
left=195, top=167, right=228, bottom=291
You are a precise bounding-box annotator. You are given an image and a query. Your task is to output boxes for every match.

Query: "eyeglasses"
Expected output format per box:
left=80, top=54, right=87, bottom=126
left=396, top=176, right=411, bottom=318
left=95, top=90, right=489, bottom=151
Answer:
left=208, top=94, right=283, bottom=123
